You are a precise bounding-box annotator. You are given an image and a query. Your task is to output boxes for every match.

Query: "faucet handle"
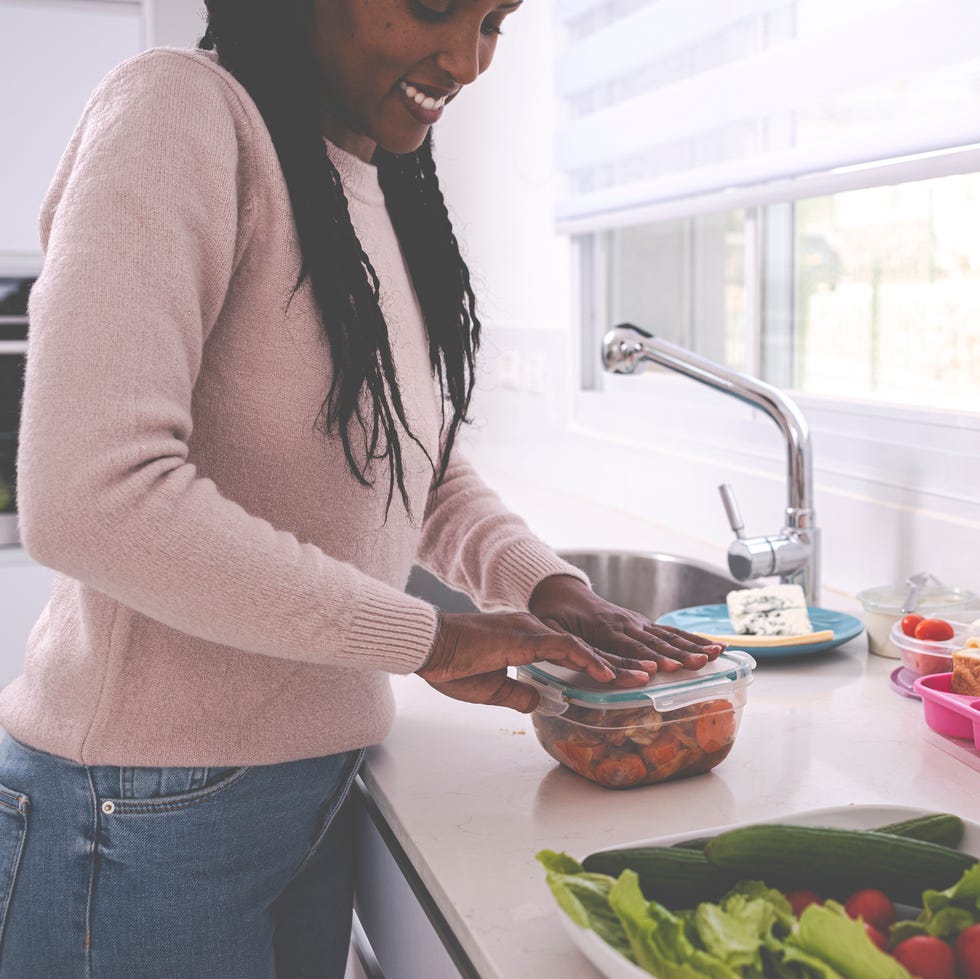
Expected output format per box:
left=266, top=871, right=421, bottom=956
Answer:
left=718, top=484, right=745, bottom=540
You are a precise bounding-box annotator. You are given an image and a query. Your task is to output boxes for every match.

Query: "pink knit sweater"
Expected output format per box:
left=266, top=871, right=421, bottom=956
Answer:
left=0, top=47, right=587, bottom=766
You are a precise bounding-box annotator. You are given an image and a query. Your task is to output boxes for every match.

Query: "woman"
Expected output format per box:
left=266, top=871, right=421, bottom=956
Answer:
left=0, top=1, right=722, bottom=976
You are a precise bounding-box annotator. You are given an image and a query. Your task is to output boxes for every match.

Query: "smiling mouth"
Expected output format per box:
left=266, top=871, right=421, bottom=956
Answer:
left=398, top=80, right=455, bottom=111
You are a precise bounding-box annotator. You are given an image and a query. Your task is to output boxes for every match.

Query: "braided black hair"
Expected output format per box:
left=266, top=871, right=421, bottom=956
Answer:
left=199, top=1, right=481, bottom=518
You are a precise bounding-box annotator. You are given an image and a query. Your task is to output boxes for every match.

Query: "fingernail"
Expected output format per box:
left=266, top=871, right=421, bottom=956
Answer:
left=602, top=665, right=616, bottom=679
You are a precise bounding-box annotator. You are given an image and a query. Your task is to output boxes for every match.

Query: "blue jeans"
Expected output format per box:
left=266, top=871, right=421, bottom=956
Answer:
left=0, top=731, right=365, bottom=978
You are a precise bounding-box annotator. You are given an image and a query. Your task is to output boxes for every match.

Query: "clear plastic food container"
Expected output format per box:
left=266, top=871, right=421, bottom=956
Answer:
left=515, top=651, right=755, bottom=789
left=856, top=583, right=976, bottom=659
left=888, top=619, right=973, bottom=677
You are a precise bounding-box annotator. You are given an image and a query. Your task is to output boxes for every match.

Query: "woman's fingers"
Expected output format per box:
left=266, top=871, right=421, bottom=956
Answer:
left=537, top=617, right=651, bottom=683
left=426, top=672, right=542, bottom=713
left=541, top=631, right=617, bottom=682
left=643, top=622, right=724, bottom=653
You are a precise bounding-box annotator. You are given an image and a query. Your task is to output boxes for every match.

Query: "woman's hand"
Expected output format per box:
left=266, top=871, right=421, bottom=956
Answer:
left=418, top=610, right=628, bottom=713
left=528, top=574, right=724, bottom=674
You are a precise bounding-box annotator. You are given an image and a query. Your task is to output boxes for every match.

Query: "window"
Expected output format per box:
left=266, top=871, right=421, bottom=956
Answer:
left=586, top=172, right=980, bottom=414
left=556, top=0, right=980, bottom=417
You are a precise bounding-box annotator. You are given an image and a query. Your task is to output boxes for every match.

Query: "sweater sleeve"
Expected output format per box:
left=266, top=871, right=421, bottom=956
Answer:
left=17, top=50, right=437, bottom=675
left=415, top=447, right=591, bottom=612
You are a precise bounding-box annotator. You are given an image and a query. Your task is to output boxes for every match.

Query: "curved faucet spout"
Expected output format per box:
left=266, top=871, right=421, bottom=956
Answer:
left=602, top=323, right=820, bottom=601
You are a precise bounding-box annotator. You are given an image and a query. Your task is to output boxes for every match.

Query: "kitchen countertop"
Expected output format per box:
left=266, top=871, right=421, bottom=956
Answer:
left=358, top=462, right=980, bottom=979
left=362, top=648, right=977, bottom=979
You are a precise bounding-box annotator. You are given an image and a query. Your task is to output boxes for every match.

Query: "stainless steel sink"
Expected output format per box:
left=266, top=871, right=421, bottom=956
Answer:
left=406, top=549, right=744, bottom=618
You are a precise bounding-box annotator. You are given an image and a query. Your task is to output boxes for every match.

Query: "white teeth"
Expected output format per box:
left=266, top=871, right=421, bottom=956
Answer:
left=399, top=80, right=447, bottom=111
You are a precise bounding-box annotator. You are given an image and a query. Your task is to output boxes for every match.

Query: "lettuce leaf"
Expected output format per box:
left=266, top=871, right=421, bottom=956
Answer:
left=608, top=870, right=741, bottom=979
left=536, top=850, right=634, bottom=960
left=788, top=902, right=912, bottom=979
left=920, top=861, right=980, bottom=926
left=689, top=881, right=796, bottom=976
left=772, top=943, right=848, bottom=979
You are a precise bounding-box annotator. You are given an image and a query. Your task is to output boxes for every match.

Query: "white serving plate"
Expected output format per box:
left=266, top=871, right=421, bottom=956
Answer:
left=557, top=804, right=980, bottom=979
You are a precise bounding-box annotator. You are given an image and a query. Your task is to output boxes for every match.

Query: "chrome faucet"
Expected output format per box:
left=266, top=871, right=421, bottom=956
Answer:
left=601, top=323, right=820, bottom=604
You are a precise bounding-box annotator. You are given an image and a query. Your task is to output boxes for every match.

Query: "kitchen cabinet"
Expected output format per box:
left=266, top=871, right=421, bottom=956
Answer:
left=353, top=784, right=467, bottom=979
left=0, top=1, right=145, bottom=262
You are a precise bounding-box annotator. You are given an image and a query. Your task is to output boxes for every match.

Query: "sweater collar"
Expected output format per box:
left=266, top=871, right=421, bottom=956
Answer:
left=324, top=138, right=385, bottom=207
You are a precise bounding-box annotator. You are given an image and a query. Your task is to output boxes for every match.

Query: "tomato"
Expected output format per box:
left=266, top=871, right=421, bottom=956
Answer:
left=844, top=889, right=896, bottom=932
left=864, top=922, right=888, bottom=951
left=901, top=614, right=925, bottom=637
left=956, top=924, right=980, bottom=979
left=892, top=936, right=957, bottom=979
left=785, top=890, right=823, bottom=917
left=914, top=618, right=955, bottom=642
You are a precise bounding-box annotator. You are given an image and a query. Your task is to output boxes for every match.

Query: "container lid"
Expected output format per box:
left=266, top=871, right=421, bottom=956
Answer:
left=516, top=649, right=756, bottom=714
left=856, top=583, right=976, bottom=615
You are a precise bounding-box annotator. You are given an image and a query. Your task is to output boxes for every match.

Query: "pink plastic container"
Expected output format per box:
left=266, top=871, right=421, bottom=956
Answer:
left=914, top=672, right=980, bottom=748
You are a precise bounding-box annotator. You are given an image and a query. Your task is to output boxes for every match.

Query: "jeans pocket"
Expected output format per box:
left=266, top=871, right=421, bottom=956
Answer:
left=291, top=747, right=365, bottom=879
left=105, top=764, right=250, bottom=814
left=0, top=782, right=29, bottom=952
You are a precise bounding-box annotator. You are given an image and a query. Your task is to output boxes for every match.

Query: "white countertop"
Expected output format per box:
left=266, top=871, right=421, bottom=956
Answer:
left=358, top=463, right=980, bottom=979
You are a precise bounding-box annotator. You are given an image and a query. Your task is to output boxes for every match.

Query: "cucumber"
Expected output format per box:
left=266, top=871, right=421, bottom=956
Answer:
left=670, top=836, right=715, bottom=851
left=669, top=812, right=964, bottom=852
left=876, top=813, right=965, bottom=849
left=704, top=824, right=978, bottom=905
left=581, top=846, right=738, bottom=909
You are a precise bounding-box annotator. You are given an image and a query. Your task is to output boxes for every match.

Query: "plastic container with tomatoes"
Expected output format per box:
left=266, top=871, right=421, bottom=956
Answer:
left=889, top=619, right=974, bottom=677
left=516, top=650, right=755, bottom=788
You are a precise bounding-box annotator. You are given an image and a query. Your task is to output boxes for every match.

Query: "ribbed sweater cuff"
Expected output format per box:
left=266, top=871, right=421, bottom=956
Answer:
left=491, top=538, right=592, bottom=611
left=345, top=579, right=440, bottom=675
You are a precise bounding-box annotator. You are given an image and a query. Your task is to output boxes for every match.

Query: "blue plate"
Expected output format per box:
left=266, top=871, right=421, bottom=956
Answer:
left=655, top=605, right=865, bottom=658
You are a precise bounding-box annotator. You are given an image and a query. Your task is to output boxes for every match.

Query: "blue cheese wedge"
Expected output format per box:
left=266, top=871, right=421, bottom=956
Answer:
left=726, top=584, right=812, bottom=637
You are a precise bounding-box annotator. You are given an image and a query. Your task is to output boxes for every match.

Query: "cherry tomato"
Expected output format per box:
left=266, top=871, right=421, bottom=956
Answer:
left=901, top=614, right=925, bottom=637
left=864, top=922, right=888, bottom=951
left=892, top=936, right=957, bottom=979
left=844, top=889, right=897, bottom=933
left=956, top=924, right=980, bottom=979
left=914, top=618, right=955, bottom=642
left=785, top=890, right=823, bottom=917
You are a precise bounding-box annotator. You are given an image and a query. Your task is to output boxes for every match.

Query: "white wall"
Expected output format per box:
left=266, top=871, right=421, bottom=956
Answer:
left=433, top=0, right=571, bottom=336
left=144, top=0, right=205, bottom=47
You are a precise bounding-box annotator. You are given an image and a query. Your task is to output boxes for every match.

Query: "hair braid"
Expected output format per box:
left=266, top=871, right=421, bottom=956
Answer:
left=199, top=1, right=480, bottom=518
left=376, top=135, right=481, bottom=485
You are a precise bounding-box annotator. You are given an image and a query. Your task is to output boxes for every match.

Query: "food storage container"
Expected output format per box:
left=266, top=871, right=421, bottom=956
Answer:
left=516, top=650, right=755, bottom=789
left=856, top=583, right=976, bottom=659
left=914, top=673, right=980, bottom=750
left=889, top=619, right=974, bottom=677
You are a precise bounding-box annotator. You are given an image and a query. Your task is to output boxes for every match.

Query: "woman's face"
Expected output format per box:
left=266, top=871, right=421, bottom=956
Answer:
left=311, top=0, right=521, bottom=160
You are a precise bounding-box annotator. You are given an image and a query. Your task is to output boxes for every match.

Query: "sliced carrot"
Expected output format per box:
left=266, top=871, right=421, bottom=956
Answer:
left=551, top=739, right=601, bottom=775
left=692, top=699, right=736, bottom=753
left=594, top=751, right=648, bottom=788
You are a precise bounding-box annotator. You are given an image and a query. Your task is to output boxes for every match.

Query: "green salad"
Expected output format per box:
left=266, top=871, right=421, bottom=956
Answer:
left=537, top=851, right=980, bottom=979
